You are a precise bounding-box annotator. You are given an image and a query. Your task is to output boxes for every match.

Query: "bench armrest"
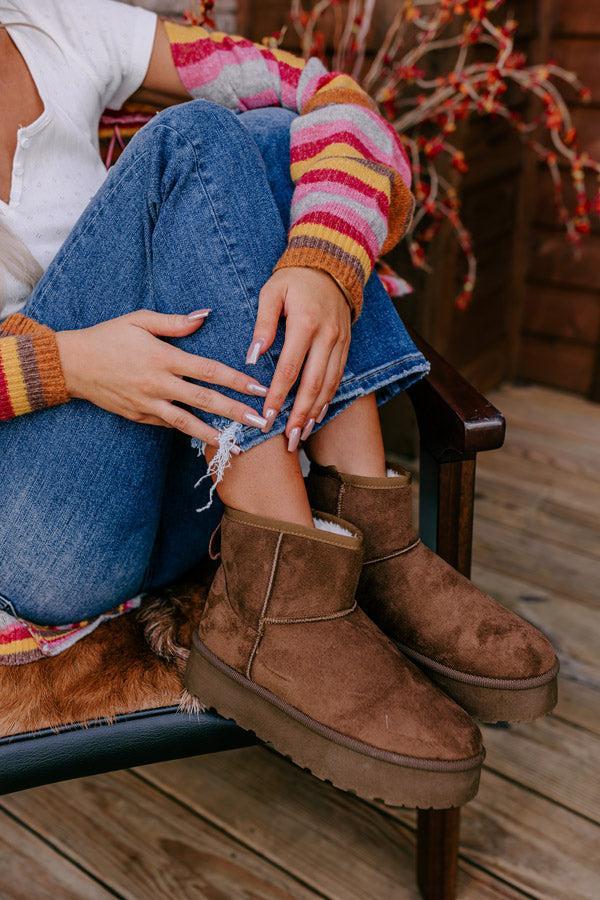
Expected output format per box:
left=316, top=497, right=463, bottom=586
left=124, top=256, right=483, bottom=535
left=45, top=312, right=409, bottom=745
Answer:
left=406, top=327, right=506, bottom=462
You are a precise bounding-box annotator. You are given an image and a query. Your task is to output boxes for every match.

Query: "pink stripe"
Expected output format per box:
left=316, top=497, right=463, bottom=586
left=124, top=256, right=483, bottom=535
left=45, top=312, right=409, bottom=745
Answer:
left=299, top=71, right=336, bottom=108
left=0, top=625, right=30, bottom=644
left=292, top=130, right=383, bottom=170
left=293, top=119, right=395, bottom=168
left=293, top=178, right=388, bottom=219
left=295, top=165, right=391, bottom=215
left=239, top=89, right=280, bottom=110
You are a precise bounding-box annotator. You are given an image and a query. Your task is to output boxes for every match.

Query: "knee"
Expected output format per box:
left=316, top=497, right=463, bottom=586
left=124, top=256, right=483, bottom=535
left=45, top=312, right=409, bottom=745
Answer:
left=146, top=98, right=242, bottom=147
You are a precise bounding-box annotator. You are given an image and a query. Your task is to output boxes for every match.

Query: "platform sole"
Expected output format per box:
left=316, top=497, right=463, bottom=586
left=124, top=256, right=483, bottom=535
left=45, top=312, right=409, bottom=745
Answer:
left=186, top=637, right=483, bottom=809
left=397, top=644, right=559, bottom=724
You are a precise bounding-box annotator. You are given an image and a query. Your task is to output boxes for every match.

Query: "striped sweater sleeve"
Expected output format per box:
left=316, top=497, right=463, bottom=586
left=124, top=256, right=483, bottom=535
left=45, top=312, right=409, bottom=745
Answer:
left=165, top=22, right=414, bottom=319
left=0, top=314, right=69, bottom=421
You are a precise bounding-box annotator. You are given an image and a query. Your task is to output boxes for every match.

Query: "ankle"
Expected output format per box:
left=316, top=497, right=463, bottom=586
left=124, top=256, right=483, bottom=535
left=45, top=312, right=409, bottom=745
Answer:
left=305, top=445, right=387, bottom=479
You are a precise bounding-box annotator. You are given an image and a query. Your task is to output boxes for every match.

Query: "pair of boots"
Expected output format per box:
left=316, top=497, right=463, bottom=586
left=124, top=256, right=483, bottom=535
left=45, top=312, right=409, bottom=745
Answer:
left=186, top=463, right=558, bottom=809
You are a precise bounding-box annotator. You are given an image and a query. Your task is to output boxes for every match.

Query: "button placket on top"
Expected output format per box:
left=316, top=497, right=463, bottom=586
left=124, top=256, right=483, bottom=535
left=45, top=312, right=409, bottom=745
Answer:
left=10, top=129, right=35, bottom=208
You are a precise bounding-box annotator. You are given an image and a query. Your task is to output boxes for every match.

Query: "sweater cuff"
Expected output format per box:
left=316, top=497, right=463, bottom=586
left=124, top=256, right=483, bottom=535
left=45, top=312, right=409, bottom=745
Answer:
left=0, top=314, right=69, bottom=418
left=273, top=245, right=364, bottom=321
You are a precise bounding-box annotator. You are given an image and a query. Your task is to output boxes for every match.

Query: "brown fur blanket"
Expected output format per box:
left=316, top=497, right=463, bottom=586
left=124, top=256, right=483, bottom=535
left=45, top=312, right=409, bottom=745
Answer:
left=0, top=563, right=216, bottom=738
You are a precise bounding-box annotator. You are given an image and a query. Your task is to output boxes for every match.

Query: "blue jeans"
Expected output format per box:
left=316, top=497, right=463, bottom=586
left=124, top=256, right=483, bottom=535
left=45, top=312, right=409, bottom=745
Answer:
left=0, top=101, right=428, bottom=626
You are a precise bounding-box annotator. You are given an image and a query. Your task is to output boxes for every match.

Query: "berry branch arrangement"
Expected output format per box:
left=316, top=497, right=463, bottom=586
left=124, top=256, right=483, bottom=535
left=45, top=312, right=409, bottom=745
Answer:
left=271, top=0, right=599, bottom=308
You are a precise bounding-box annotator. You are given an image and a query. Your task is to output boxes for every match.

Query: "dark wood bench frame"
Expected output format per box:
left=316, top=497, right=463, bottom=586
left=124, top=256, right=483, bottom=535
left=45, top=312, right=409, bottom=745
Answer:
left=0, top=328, right=505, bottom=900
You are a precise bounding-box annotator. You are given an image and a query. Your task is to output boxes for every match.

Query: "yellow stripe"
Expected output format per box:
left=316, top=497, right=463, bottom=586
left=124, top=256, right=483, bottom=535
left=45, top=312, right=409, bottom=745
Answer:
left=0, top=636, right=38, bottom=655
left=291, top=154, right=391, bottom=196
left=0, top=338, right=32, bottom=416
left=289, top=222, right=371, bottom=276
left=270, top=47, right=305, bottom=70
left=164, top=21, right=210, bottom=44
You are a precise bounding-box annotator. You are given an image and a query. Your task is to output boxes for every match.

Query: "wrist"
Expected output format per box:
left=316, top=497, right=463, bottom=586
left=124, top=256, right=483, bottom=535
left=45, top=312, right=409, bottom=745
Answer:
left=56, top=329, right=87, bottom=399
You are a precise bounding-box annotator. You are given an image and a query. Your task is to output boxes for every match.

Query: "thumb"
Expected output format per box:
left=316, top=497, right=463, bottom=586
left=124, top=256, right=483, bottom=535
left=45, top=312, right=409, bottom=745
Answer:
left=246, top=282, right=283, bottom=364
left=130, top=308, right=211, bottom=337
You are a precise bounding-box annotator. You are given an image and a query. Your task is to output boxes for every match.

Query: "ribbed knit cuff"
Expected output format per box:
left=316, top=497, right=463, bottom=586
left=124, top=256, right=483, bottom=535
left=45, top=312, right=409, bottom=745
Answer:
left=273, top=245, right=365, bottom=321
left=0, top=314, right=69, bottom=419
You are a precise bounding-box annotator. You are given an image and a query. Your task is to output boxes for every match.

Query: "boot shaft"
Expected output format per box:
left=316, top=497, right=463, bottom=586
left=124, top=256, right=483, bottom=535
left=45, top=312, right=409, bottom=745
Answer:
left=306, top=463, right=417, bottom=561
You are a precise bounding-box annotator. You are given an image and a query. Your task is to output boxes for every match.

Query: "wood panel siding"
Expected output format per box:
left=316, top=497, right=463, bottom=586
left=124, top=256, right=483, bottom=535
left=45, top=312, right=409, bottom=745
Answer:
left=518, top=1, right=600, bottom=398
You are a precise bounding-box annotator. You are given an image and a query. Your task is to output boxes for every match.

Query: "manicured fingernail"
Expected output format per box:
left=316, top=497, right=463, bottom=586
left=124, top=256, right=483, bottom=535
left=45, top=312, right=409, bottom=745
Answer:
left=301, top=418, right=315, bottom=441
left=243, top=411, right=268, bottom=428
left=231, top=445, right=242, bottom=455
left=287, top=427, right=301, bottom=452
left=247, top=382, right=268, bottom=396
left=188, top=308, right=211, bottom=320
left=316, top=402, right=329, bottom=424
left=245, top=338, right=265, bottom=365
left=261, top=407, right=277, bottom=433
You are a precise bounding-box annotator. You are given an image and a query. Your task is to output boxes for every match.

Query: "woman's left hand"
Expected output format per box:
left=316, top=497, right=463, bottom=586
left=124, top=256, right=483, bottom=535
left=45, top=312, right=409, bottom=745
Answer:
left=248, top=267, right=351, bottom=446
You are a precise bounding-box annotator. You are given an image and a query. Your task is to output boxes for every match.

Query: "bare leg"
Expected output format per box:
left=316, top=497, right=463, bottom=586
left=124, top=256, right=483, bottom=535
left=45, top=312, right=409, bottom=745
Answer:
left=205, top=433, right=313, bottom=527
left=205, top=393, right=387, bottom=523
left=305, top=394, right=387, bottom=477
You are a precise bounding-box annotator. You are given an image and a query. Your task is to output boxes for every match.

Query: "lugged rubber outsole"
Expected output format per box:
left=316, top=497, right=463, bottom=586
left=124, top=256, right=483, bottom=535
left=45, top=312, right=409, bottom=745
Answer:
left=186, top=636, right=484, bottom=809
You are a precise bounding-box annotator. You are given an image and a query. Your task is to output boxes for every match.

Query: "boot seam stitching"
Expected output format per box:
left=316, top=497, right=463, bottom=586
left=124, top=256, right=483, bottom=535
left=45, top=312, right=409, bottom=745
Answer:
left=364, top=539, right=421, bottom=565
left=263, top=602, right=357, bottom=625
left=246, top=531, right=283, bottom=679
left=336, top=483, right=345, bottom=517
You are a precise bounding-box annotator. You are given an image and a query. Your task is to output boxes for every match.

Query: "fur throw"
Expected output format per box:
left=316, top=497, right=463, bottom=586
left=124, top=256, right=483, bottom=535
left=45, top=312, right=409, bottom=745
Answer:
left=0, top=563, right=217, bottom=738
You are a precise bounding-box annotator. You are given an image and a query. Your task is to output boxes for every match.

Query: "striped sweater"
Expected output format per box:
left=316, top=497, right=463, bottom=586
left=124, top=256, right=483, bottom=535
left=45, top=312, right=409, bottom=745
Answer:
left=166, top=22, right=414, bottom=318
left=0, top=314, right=68, bottom=421
left=0, top=25, right=413, bottom=424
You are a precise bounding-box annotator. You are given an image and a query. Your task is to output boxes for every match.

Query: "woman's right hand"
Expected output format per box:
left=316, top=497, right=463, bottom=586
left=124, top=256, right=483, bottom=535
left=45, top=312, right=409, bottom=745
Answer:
left=56, top=310, right=269, bottom=449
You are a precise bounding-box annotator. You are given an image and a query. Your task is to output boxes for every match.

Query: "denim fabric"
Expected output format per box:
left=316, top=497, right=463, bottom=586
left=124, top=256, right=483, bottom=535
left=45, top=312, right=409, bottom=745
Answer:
left=0, top=101, right=428, bottom=625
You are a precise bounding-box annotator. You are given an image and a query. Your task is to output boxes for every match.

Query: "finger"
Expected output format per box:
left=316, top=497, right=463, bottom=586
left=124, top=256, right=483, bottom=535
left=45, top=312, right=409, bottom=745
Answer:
left=286, top=334, right=337, bottom=437
left=129, top=308, right=211, bottom=337
left=246, top=280, right=284, bottom=364
left=153, top=400, right=232, bottom=449
left=260, top=324, right=312, bottom=431
left=165, top=377, right=268, bottom=429
left=164, top=348, right=269, bottom=398
left=304, top=342, right=348, bottom=437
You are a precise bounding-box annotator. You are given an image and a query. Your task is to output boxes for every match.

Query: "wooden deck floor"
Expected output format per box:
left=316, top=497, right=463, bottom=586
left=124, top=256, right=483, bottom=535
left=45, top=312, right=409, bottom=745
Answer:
left=1, top=385, right=598, bottom=899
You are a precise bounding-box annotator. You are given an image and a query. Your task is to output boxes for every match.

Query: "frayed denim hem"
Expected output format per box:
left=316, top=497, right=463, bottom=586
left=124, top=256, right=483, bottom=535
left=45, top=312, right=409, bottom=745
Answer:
left=191, top=350, right=430, bottom=511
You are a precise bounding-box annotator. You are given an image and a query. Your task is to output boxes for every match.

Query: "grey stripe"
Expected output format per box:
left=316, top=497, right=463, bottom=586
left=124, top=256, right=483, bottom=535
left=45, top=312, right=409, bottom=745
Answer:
left=15, top=336, right=45, bottom=411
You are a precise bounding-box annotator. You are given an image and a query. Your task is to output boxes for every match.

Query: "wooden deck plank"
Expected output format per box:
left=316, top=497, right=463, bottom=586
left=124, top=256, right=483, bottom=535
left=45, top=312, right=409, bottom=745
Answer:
left=473, top=479, right=600, bottom=560
left=389, top=769, right=599, bottom=900
left=460, top=771, right=600, bottom=899
left=472, top=516, right=599, bottom=609
left=139, top=748, right=524, bottom=900
left=1, top=771, right=316, bottom=900
left=554, top=677, right=600, bottom=737
left=0, top=808, right=111, bottom=900
left=481, top=717, right=600, bottom=825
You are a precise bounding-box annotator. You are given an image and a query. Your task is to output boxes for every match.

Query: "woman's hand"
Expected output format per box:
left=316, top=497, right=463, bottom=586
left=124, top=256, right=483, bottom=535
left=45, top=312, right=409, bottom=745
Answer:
left=248, top=267, right=351, bottom=449
left=56, top=310, right=270, bottom=449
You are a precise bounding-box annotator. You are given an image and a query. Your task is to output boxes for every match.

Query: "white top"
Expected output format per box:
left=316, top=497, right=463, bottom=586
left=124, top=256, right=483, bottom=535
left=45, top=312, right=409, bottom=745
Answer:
left=0, top=0, right=157, bottom=319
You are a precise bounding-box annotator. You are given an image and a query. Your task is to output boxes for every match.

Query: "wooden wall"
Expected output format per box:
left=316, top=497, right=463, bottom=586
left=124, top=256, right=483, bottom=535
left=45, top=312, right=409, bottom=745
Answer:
left=518, top=2, right=600, bottom=399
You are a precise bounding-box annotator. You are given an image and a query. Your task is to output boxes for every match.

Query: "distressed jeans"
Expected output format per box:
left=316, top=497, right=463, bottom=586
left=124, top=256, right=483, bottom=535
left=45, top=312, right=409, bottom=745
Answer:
left=0, top=101, right=428, bottom=625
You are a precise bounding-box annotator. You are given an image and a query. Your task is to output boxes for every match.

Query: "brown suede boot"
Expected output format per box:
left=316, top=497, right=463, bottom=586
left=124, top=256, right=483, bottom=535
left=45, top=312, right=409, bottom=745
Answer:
left=306, top=463, right=559, bottom=724
left=185, top=505, right=484, bottom=808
